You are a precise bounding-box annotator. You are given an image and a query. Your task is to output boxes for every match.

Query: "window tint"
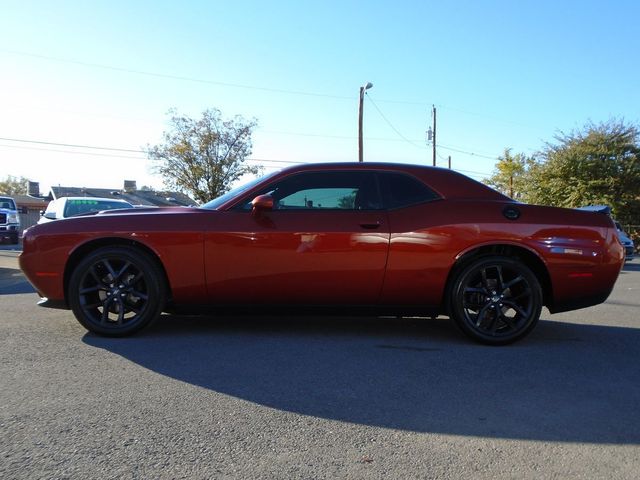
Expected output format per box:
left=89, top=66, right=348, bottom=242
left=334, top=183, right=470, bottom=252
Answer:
left=236, top=171, right=382, bottom=211
left=378, top=172, right=439, bottom=209
left=279, top=187, right=358, bottom=209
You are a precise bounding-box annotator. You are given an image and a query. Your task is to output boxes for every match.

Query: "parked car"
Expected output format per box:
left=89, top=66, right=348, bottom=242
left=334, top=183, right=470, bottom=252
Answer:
left=614, top=222, right=635, bottom=262
left=0, top=196, right=20, bottom=244
left=20, top=163, right=624, bottom=345
left=38, top=197, right=134, bottom=224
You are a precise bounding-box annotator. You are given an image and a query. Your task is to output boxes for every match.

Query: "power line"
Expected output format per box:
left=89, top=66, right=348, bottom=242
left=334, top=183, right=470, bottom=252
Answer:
left=365, top=94, right=426, bottom=150
left=437, top=143, right=499, bottom=160
left=1, top=49, right=354, bottom=101
left=0, top=142, right=146, bottom=160
left=1, top=49, right=553, bottom=132
left=246, top=158, right=300, bottom=165
left=0, top=142, right=493, bottom=179
left=0, top=134, right=504, bottom=163
left=361, top=96, right=503, bottom=162
left=0, top=136, right=144, bottom=153
left=455, top=167, right=493, bottom=177
left=0, top=141, right=305, bottom=166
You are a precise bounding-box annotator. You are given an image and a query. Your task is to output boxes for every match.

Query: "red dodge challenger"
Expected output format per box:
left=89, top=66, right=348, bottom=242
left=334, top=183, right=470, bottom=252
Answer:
left=20, top=163, right=624, bottom=345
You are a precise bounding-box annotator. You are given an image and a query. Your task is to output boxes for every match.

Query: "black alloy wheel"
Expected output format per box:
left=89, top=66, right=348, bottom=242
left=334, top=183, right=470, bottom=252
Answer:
left=68, top=246, right=166, bottom=336
left=449, top=256, right=542, bottom=345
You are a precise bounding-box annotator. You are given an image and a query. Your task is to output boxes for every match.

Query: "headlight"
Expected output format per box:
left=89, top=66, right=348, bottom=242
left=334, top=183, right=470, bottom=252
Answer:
left=8, top=213, right=19, bottom=223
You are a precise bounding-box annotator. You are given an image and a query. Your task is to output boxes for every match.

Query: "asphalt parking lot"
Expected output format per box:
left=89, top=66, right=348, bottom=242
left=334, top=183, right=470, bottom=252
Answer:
left=1, top=246, right=639, bottom=479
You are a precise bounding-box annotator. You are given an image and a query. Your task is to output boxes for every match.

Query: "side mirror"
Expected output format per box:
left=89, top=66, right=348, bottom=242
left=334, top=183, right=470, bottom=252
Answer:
left=43, top=212, right=57, bottom=220
left=251, top=194, right=274, bottom=213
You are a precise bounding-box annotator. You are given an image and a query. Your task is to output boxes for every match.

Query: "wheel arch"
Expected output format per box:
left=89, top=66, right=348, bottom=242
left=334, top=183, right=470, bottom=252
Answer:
left=444, top=243, right=553, bottom=312
left=63, top=237, right=172, bottom=305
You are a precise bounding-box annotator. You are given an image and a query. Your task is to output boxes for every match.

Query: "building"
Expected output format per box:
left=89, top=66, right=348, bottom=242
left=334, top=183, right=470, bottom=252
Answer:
left=12, top=183, right=48, bottom=233
left=48, top=180, right=197, bottom=208
left=17, top=180, right=196, bottom=233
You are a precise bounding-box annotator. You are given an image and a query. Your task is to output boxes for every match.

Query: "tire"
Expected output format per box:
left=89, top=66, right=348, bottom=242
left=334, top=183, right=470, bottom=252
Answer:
left=449, top=256, right=542, bottom=345
left=68, top=246, right=166, bottom=337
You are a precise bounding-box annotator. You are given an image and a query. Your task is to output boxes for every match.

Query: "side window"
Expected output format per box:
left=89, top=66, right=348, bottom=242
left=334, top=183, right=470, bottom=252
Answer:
left=378, top=172, right=439, bottom=209
left=279, top=187, right=358, bottom=209
left=235, top=171, right=382, bottom=211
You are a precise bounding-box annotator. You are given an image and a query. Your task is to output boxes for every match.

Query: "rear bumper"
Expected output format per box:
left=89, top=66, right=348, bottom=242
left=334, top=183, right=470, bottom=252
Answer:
left=547, top=290, right=612, bottom=314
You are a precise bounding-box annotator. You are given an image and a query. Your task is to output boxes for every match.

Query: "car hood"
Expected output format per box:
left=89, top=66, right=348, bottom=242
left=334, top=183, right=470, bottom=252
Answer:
left=26, top=205, right=211, bottom=236
left=96, top=206, right=191, bottom=215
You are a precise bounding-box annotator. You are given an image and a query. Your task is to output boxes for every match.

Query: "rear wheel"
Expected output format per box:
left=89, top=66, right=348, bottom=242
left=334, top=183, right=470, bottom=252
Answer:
left=68, top=246, right=166, bottom=336
left=449, top=256, right=542, bottom=345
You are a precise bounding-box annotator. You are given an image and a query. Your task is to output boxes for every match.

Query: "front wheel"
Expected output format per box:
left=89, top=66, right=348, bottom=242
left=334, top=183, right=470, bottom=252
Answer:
left=68, top=246, right=166, bottom=337
left=449, top=256, right=542, bottom=345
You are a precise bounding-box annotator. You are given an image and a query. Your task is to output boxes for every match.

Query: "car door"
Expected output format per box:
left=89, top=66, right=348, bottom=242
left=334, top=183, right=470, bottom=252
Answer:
left=375, top=171, right=447, bottom=306
left=204, top=170, right=390, bottom=305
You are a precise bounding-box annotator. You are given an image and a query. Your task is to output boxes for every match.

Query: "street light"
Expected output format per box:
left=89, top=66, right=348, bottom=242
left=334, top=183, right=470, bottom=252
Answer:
left=358, top=82, right=373, bottom=162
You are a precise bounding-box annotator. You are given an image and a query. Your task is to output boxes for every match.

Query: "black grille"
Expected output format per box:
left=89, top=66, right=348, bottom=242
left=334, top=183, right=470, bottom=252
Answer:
left=0, top=213, right=7, bottom=224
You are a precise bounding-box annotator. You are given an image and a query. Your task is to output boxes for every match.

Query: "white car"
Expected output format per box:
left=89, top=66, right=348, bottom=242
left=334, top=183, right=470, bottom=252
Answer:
left=38, top=197, right=134, bottom=224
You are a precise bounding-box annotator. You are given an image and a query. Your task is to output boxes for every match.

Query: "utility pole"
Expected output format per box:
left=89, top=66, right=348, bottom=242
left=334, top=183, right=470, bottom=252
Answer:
left=426, top=106, right=437, bottom=166
left=448, top=155, right=451, bottom=169
left=432, top=105, right=437, bottom=166
left=358, top=82, right=373, bottom=162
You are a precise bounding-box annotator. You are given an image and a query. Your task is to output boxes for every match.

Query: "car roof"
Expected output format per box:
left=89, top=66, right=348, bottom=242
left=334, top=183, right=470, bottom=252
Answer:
left=272, top=162, right=509, bottom=201
left=57, top=196, right=132, bottom=203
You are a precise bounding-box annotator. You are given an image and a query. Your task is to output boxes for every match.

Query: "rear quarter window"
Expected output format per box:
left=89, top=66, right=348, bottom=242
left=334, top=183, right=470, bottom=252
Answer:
left=378, top=172, right=440, bottom=209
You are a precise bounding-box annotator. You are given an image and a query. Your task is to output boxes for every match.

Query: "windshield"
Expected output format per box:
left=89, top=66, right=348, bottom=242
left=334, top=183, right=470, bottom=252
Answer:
left=201, top=171, right=280, bottom=210
left=0, top=198, right=16, bottom=210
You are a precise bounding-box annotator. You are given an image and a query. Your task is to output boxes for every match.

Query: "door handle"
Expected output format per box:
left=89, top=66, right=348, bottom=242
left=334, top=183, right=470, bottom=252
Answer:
left=360, top=221, right=381, bottom=229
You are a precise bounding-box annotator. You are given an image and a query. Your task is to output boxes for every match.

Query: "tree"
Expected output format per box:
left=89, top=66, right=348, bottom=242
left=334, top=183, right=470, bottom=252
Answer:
left=526, top=119, right=640, bottom=224
left=147, top=109, right=261, bottom=203
left=484, top=149, right=532, bottom=200
left=0, top=175, right=28, bottom=195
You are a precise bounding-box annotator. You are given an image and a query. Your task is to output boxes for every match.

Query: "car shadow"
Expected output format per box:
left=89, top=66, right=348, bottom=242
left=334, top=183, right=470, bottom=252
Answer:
left=83, top=313, right=640, bottom=444
left=0, top=267, right=35, bottom=295
left=621, top=262, right=640, bottom=272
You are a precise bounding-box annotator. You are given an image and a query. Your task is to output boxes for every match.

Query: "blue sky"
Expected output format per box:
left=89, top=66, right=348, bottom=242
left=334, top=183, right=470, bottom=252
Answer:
left=1, top=0, right=639, bottom=194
